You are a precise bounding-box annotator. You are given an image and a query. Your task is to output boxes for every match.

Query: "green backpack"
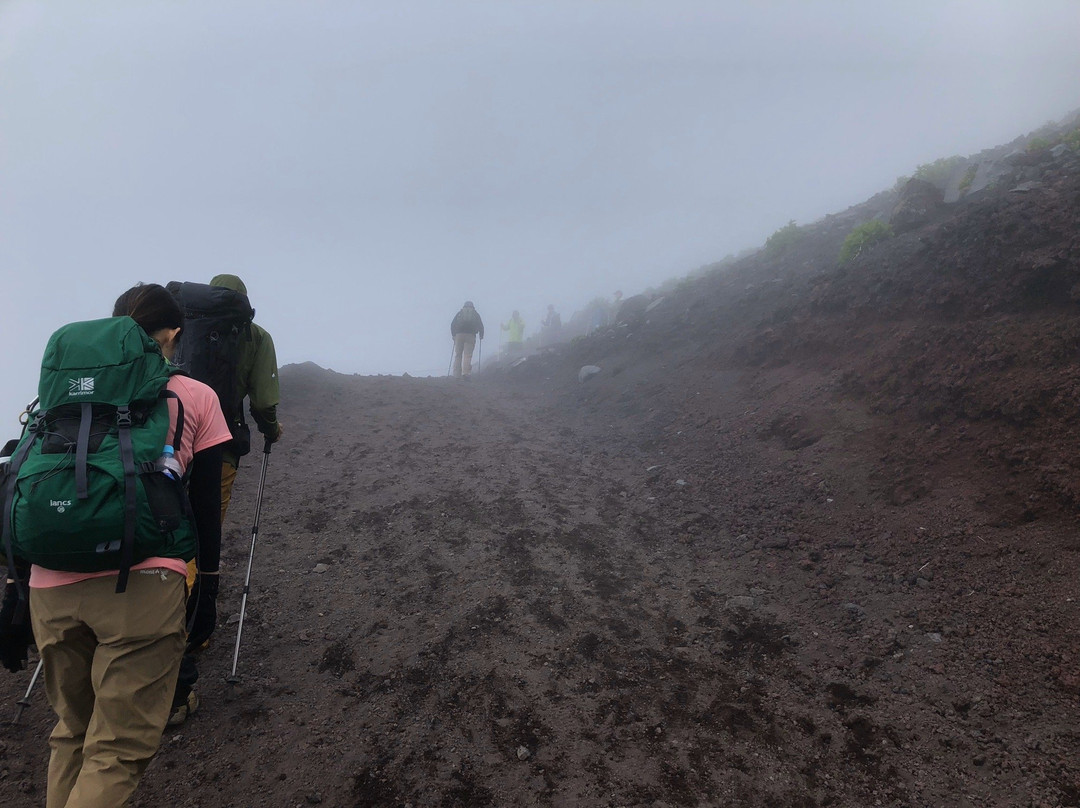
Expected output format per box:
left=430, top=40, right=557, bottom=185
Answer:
left=1, top=317, right=196, bottom=593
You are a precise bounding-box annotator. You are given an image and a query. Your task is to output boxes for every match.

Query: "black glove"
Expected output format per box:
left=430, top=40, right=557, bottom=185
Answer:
left=0, top=579, right=32, bottom=673
left=186, top=574, right=219, bottom=652
left=262, top=422, right=283, bottom=444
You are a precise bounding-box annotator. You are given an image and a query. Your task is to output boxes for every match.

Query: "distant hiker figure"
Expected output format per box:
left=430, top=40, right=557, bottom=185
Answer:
left=501, top=310, right=525, bottom=357
left=541, top=304, right=562, bottom=347
left=609, top=290, right=624, bottom=325
left=450, top=301, right=485, bottom=378
left=585, top=298, right=607, bottom=335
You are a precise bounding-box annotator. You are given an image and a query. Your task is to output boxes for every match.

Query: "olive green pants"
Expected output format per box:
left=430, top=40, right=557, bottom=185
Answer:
left=31, top=570, right=187, bottom=808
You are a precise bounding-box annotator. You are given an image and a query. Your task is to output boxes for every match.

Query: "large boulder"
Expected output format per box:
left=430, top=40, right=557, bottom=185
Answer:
left=889, top=178, right=945, bottom=234
left=614, top=294, right=649, bottom=328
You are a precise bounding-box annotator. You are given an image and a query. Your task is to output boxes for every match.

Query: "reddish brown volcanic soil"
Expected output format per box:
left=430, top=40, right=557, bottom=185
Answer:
left=2, top=148, right=1079, bottom=807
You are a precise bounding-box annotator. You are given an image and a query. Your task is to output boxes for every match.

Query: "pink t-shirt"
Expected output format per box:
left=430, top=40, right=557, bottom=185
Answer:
left=31, top=374, right=232, bottom=588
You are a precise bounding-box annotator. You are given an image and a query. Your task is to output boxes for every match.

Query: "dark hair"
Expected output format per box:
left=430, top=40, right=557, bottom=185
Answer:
left=112, top=283, right=184, bottom=336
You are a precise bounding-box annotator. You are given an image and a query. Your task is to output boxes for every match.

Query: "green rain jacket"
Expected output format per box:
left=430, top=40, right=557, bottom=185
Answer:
left=503, top=317, right=525, bottom=343
left=209, top=274, right=281, bottom=465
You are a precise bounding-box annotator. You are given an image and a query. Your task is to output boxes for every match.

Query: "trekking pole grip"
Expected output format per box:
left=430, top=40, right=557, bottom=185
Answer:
left=263, top=436, right=273, bottom=455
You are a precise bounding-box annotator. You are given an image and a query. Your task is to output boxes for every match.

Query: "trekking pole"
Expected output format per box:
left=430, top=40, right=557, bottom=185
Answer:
left=225, top=437, right=272, bottom=694
left=477, top=337, right=482, bottom=371
left=12, top=658, right=43, bottom=725
left=447, top=341, right=455, bottom=377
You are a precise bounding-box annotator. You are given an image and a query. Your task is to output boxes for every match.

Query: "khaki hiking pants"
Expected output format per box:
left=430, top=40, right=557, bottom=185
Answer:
left=453, top=333, right=476, bottom=377
left=31, top=569, right=187, bottom=808
left=220, top=460, right=239, bottom=524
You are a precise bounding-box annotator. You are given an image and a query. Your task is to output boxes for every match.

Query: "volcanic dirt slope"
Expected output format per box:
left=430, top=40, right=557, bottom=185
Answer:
left=2, top=365, right=909, bottom=807
left=2, top=148, right=1080, bottom=806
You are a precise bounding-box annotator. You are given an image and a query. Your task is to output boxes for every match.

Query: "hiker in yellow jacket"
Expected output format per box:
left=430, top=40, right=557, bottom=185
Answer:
left=501, top=311, right=525, bottom=357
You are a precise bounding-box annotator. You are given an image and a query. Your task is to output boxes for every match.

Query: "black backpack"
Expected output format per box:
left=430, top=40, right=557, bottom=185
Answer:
left=454, top=307, right=480, bottom=334
left=167, top=281, right=255, bottom=457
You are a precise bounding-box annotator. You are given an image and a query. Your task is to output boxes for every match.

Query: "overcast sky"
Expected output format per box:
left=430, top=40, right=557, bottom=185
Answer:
left=2, top=0, right=1079, bottom=427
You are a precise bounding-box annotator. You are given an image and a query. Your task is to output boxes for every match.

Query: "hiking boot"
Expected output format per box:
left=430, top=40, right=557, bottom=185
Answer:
left=167, top=690, right=199, bottom=726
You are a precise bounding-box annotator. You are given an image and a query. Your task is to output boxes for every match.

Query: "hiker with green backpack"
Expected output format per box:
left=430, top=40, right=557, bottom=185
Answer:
left=0, top=283, right=231, bottom=807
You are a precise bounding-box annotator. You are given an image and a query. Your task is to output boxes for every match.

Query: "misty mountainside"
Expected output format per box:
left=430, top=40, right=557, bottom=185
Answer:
left=251, top=115, right=1080, bottom=805
left=267, top=116, right=1079, bottom=807
left=4, top=117, right=1080, bottom=808
left=229, top=115, right=1080, bottom=806
left=502, top=110, right=1080, bottom=526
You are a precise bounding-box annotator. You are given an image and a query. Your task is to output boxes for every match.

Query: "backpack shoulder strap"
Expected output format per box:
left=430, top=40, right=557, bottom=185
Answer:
left=114, top=406, right=137, bottom=594
left=114, top=386, right=186, bottom=594
left=2, top=419, right=42, bottom=615
left=160, top=387, right=186, bottom=466
left=75, top=402, right=92, bottom=499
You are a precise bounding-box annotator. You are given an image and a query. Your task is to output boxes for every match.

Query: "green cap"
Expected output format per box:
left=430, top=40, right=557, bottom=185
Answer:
left=209, top=274, right=248, bottom=296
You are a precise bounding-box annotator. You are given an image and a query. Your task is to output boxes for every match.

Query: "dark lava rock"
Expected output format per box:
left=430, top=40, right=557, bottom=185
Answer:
left=889, top=177, right=945, bottom=234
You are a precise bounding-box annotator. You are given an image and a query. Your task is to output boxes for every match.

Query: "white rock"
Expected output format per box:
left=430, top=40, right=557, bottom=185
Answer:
left=312, top=563, right=330, bottom=574
left=578, top=365, right=602, bottom=383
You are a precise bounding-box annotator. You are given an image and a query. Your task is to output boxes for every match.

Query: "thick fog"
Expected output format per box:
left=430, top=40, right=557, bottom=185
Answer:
left=2, top=0, right=1079, bottom=427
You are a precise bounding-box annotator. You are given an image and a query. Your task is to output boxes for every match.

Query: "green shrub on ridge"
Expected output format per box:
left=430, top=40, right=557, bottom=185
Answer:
left=912, top=155, right=965, bottom=189
left=839, top=220, right=893, bottom=264
left=764, top=220, right=802, bottom=255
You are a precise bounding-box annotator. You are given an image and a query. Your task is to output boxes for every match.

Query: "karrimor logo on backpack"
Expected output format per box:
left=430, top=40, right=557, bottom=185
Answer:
left=68, top=377, right=95, bottom=397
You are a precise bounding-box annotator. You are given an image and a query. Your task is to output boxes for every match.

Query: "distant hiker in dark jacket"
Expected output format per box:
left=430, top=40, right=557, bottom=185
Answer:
left=450, top=301, right=485, bottom=378
left=541, top=304, right=562, bottom=347
left=208, top=274, right=283, bottom=522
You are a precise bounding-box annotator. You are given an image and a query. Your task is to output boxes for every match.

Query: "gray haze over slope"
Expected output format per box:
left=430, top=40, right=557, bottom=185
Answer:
left=2, top=0, right=1079, bottom=428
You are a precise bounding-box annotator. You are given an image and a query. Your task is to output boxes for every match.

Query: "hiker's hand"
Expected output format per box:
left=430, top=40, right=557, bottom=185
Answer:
left=186, top=574, right=219, bottom=652
left=262, top=422, right=283, bottom=444
left=0, top=580, right=31, bottom=673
